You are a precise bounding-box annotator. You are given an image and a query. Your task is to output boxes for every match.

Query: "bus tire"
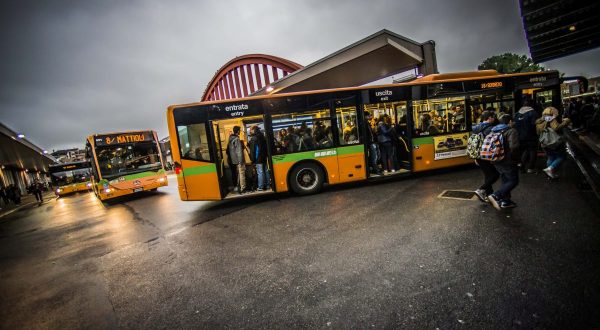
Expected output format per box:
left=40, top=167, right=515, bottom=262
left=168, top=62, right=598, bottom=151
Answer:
left=289, top=162, right=324, bottom=195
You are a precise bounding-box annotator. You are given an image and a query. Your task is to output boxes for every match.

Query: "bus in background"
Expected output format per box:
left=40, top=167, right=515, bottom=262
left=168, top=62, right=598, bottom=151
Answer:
left=85, top=130, right=168, bottom=201
left=167, top=70, right=561, bottom=201
left=49, top=161, right=93, bottom=197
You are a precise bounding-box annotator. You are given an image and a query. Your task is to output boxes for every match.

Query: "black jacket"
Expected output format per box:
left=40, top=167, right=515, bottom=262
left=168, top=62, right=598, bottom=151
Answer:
left=248, top=132, right=267, bottom=164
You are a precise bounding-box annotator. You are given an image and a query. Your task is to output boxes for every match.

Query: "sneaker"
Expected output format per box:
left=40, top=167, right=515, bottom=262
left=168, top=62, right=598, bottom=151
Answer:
left=391, top=169, right=396, bottom=173
left=526, top=169, right=537, bottom=174
left=257, top=188, right=264, bottom=191
left=474, top=189, right=488, bottom=203
left=543, top=167, right=557, bottom=179
left=500, top=200, right=517, bottom=209
left=488, top=194, right=501, bottom=211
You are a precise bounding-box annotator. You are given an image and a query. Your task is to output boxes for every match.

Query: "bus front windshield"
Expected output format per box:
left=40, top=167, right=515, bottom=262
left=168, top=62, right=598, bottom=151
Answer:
left=51, top=168, right=91, bottom=187
left=96, top=142, right=163, bottom=179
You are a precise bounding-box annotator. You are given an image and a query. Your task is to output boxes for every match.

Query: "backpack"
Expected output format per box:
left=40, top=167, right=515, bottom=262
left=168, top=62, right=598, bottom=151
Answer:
left=466, top=132, right=484, bottom=159
left=479, top=131, right=505, bottom=162
left=539, top=126, right=564, bottom=149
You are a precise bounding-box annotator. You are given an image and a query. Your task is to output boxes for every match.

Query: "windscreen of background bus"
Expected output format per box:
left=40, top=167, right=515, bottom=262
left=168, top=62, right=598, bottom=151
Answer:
left=50, top=167, right=91, bottom=187
left=95, top=142, right=162, bottom=179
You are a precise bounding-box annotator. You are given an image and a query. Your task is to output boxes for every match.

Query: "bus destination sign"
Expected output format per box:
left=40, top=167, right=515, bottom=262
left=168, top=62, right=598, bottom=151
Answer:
left=95, top=131, right=154, bottom=146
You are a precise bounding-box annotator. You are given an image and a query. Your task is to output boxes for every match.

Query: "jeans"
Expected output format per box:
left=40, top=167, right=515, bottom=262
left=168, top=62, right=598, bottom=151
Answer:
left=255, top=163, right=266, bottom=189
left=380, top=141, right=394, bottom=171
left=493, top=162, right=519, bottom=201
left=236, top=163, right=246, bottom=191
left=546, top=148, right=566, bottom=170
left=478, top=159, right=499, bottom=195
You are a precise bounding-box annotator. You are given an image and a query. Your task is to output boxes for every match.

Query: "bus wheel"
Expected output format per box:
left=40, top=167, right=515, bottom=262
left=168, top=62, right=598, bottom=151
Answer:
left=290, top=163, right=324, bottom=195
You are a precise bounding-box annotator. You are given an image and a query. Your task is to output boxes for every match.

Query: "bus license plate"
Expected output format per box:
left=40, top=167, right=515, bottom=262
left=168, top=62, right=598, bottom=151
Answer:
left=134, top=188, right=143, bottom=192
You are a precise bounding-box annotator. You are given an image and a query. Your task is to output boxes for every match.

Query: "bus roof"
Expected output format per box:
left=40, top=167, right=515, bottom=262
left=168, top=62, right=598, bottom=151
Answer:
left=168, top=70, right=557, bottom=110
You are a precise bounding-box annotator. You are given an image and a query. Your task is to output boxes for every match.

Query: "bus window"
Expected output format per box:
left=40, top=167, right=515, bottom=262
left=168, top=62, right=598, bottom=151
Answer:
left=271, top=109, right=332, bottom=154
left=412, top=97, right=466, bottom=136
left=177, top=123, right=211, bottom=161
left=469, top=92, right=514, bottom=123
left=336, top=106, right=359, bottom=145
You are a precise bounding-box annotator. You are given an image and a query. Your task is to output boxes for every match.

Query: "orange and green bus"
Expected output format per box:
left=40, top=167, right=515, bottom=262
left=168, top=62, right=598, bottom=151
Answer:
left=49, top=161, right=93, bottom=197
left=85, top=130, right=168, bottom=201
left=167, top=70, right=561, bottom=201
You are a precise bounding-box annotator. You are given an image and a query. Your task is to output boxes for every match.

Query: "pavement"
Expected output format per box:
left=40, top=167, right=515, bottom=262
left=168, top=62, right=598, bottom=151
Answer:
left=0, top=162, right=599, bottom=329
left=0, top=191, right=56, bottom=219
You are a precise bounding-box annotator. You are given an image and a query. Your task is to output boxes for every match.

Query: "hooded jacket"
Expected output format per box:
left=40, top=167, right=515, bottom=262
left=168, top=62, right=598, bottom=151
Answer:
left=227, top=134, right=244, bottom=165
left=514, top=106, right=538, bottom=141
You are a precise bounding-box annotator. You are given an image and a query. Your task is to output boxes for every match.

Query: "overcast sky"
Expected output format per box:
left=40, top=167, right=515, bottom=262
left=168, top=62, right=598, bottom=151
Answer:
left=1, top=0, right=598, bottom=151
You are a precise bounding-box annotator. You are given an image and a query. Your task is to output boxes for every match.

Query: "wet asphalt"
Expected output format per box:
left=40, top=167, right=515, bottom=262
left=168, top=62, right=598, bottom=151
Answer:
left=0, top=161, right=599, bottom=329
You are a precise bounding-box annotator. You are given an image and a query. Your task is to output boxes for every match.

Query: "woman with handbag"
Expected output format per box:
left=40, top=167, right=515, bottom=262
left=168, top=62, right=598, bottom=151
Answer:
left=535, top=107, right=571, bottom=179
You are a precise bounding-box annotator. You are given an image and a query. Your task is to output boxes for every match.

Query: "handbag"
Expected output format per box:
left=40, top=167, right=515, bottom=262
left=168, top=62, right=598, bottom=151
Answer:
left=539, top=125, right=564, bottom=149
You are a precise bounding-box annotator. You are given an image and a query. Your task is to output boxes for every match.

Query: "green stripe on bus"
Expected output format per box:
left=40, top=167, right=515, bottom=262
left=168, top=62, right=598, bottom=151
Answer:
left=108, top=169, right=166, bottom=183
left=271, top=144, right=364, bottom=164
left=183, top=164, right=217, bottom=176
left=412, top=136, right=433, bottom=145
left=337, top=144, right=364, bottom=156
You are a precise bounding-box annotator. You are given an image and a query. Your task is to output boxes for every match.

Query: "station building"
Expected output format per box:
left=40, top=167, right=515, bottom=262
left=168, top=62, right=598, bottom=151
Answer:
left=0, top=122, right=56, bottom=194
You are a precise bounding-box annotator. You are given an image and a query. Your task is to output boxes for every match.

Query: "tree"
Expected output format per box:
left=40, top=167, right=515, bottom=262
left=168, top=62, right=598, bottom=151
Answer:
left=478, top=53, right=544, bottom=73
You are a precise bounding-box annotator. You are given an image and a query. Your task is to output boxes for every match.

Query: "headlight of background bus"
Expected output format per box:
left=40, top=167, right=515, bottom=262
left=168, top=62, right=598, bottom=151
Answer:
left=104, top=188, right=112, bottom=193
left=56, top=188, right=62, bottom=193
left=87, top=183, right=92, bottom=187
left=158, top=177, right=166, bottom=183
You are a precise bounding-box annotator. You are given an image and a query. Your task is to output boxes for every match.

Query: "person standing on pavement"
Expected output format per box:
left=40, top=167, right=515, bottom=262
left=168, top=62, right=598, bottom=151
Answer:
left=535, top=106, right=571, bottom=179
left=488, top=114, right=520, bottom=210
left=514, top=99, right=540, bottom=173
left=0, top=185, right=8, bottom=207
left=248, top=125, right=268, bottom=191
left=473, top=111, right=499, bottom=202
left=227, top=126, right=246, bottom=194
left=32, top=180, right=43, bottom=204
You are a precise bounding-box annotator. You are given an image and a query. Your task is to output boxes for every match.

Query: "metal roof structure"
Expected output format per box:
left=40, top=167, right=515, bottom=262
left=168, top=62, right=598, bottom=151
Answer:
left=520, top=0, right=600, bottom=63
left=250, top=29, right=438, bottom=96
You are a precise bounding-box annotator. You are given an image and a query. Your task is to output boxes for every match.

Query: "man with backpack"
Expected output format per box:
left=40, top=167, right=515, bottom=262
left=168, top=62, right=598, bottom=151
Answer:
left=227, top=126, right=246, bottom=194
left=484, top=114, right=520, bottom=210
left=471, top=111, right=499, bottom=202
left=514, top=99, right=540, bottom=174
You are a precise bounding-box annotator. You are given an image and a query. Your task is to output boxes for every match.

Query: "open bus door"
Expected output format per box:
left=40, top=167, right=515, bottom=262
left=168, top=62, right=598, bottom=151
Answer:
left=169, top=107, right=222, bottom=201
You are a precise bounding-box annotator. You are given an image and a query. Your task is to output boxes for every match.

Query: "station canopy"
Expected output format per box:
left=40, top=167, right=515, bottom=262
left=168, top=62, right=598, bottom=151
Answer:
left=520, top=0, right=600, bottom=63
left=0, top=123, right=56, bottom=173
left=253, top=29, right=438, bottom=95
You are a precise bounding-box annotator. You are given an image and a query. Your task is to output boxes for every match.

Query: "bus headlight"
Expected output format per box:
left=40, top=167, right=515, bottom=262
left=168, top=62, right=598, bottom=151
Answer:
left=104, top=188, right=112, bottom=194
left=158, top=177, right=166, bottom=183
left=56, top=188, right=62, bottom=193
left=87, top=183, right=92, bottom=187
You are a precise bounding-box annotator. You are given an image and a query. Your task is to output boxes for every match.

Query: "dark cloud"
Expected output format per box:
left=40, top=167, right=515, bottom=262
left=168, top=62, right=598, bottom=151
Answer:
left=1, top=0, right=598, bottom=150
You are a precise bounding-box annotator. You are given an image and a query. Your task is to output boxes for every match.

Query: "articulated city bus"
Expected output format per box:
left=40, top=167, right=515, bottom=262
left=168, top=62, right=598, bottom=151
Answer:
left=85, top=130, right=168, bottom=201
left=49, top=161, right=93, bottom=197
left=167, top=70, right=561, bottom=201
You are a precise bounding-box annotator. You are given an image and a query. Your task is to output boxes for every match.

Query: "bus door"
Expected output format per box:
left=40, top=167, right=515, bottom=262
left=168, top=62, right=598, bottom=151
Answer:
left=210, top=122, right=228, bottom=198
left=362, top=100, right=412, bottom=175
left=210, top=115, right=267, bottom=197
left=171, top=109, right=222, bottom=201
